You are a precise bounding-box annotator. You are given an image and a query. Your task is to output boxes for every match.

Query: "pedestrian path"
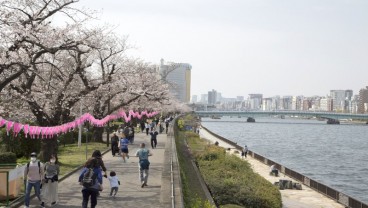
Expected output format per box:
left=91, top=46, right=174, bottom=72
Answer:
left=199, top=127, right=345, bottom=208
left=24, top=132, right=170, bottom=208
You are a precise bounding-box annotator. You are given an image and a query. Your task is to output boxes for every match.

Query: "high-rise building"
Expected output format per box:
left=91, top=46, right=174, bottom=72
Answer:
left=262, top=98, right=272, bottom=111
left=358, top=86, right=368, bottom=113
left=208, top=89, right=217, bottom=105
left=330, top=90, right=353, bottom=112
left=320, top=97, right=333, bottom=111
left=191, top=95, right=198, bottom=103
left=280, top=96, right=292, bottom=110
left=291, top=96, right=303, bottom=111
left=200, top=94, right=208, bottom=104
left=248, top=94, right=263, bottom=110
left=159, top=59, right=192, bottom=103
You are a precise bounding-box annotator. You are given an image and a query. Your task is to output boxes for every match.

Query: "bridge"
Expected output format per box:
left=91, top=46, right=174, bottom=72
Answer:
left=194, top=110, right=368, bottom=123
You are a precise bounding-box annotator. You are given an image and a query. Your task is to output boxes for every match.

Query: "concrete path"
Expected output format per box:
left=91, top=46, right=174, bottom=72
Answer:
left=23, top=132, right=177, bottom=208
left=199, top=127, right=345, bottom=208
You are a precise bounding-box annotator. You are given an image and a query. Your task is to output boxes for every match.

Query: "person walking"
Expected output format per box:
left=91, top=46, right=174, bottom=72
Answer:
left=119, top=134, right=130, bottom=162
left=92, top=150, right=107, bottom=176
left=106, top=171, right=120, bottom=197
left=145, top=122, right=150, bottom=135
left=165, top=118, right=169, bottom=134
left=135, top=143, right=152, bottom=188
left=270, top=164, right=279, bottom=177
left=242, top=145, right=248, bottom=158
left=40, top=154, right=59, bottom=207
left=24, top=152, right=44, bottom=208
left=79, top=157, right=103, bottom=208
left=140, top=121, right=145, bottom=133
left=111, top=132, right=119, bottom=157
left=129, top=125, right=135, bottom=144
left=150, top=129, right=159, bottom=149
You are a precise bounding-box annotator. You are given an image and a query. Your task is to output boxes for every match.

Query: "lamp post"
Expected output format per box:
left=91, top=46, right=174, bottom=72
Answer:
left=78, top=98, right=83, bottom=148
left=85, top=126, right=88, bottom=160
left=106, top=86, right=110, bottom=147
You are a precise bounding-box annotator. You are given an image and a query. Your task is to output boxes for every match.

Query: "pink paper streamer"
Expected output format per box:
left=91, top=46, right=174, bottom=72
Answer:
left=1, top=110, right=159, bottom=139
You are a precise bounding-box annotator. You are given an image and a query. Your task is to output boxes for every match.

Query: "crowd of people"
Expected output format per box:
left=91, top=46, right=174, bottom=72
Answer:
left=23, top=116, right=173, bottom=208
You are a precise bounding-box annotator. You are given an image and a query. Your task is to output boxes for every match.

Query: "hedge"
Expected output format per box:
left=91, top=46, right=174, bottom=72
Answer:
left=195, top=145, right=282, bottom=208
left=0, top=152, right=17, bottom=163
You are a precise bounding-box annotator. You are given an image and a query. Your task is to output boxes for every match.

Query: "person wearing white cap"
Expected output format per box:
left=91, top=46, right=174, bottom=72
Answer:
left=24, top=152, right=44, bottom=208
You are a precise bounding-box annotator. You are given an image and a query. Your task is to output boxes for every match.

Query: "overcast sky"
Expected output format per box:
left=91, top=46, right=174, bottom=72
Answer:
left=76, top=0, right=368, bottom=98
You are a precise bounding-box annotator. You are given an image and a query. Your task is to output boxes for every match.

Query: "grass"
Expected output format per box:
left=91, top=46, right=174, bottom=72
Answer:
left=16, top=142, right=109, bottom=177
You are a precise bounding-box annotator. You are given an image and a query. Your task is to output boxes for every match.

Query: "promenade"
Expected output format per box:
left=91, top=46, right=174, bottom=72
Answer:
left=22, top=131, right=181, bottom=208
left=199, top=127, right=345, bottom=208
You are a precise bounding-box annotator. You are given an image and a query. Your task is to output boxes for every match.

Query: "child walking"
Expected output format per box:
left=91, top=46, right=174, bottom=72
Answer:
left=107, top=171, right=120, bottom=197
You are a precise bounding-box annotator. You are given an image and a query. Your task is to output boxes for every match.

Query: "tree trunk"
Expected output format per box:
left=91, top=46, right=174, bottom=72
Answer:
left=93, top=127, right=104, bottom=143
left=40, top=137, right=58, bottom=162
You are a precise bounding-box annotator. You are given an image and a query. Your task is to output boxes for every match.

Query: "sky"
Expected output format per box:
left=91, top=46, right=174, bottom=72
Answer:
left=75, top=0, right=368, bottom=98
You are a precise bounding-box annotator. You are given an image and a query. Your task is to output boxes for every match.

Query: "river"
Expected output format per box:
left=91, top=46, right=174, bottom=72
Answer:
left=201, top=117, right=368, bottom=204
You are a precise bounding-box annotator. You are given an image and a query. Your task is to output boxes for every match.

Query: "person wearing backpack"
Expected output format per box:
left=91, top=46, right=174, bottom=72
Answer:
left=23, top=152, right=44, bottom=208
left=79, top=157, right=103, bottom=208
left=135, top=143, right=152, bottom=188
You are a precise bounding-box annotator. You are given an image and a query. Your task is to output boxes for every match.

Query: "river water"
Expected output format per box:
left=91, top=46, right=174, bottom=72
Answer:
left=201, top=117, right=368, bottom=204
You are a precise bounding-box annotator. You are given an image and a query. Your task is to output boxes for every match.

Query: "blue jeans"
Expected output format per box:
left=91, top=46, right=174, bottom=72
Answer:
left=25, top=180, right=41, bottom=206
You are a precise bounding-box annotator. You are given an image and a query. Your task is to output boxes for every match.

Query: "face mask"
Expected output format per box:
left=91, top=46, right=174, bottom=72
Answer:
left=50, top=159, right=56, bottom=163
left=31, top=157, right=36, bottom=162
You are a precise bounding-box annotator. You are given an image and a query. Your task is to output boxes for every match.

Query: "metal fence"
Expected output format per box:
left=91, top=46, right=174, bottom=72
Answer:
left=200, top=125, right=368, bottom=208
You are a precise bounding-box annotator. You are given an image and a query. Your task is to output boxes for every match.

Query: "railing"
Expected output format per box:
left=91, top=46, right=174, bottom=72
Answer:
left=200, top=125, right=368, bottom=208
left=195, top=110, right=368, bottom=120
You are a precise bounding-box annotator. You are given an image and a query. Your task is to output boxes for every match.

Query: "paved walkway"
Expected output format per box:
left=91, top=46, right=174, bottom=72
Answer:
left=199, top=127, right=345, bottom=208
left=24, top=132, right=178, bottom=208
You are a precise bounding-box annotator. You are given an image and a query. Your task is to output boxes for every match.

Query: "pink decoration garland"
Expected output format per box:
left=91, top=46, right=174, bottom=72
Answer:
left=0, top=110, right=159, bottom=139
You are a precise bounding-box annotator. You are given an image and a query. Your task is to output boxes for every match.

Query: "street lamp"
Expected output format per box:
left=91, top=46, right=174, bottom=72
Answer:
left=84, top=125, right=89, bottom=160
left=106, top=86, right=111, bottom=147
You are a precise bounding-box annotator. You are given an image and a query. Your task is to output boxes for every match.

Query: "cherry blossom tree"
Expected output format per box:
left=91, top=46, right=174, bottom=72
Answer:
left=1, top=0, right=184, bottom=161
left=80, top=59, right=172, bottom=143
left=0, top=0, right=124, bottom=160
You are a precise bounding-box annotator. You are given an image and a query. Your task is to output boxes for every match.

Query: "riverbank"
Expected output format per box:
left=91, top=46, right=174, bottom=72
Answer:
left=199, top=126, right=345, bottom=208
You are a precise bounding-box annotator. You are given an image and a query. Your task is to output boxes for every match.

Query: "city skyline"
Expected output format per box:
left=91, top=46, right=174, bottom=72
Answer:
left=77, top=0, right=368, bottom=98
left=192, top=88, right=358, bottom=100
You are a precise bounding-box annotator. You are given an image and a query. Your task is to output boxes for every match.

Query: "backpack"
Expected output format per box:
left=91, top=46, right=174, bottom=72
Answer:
left=128, top=128, right=133, bottom=137
left=27, top=161, right=41, bottom=174
left=82, top=168, right=96, bottom=188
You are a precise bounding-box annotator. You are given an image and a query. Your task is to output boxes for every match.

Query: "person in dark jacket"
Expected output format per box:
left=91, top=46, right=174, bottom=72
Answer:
left=150, top=129, right=159, bottom=149
left=91, top=150, right=107, bottom=177
left=79, top=158, right=102, bottom=208
left=111, top=133, right=119, bottom=157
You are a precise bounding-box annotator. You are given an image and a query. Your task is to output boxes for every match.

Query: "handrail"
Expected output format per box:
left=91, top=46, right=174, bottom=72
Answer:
left=195, top=110, right=368, bottom=120
left=201, top=125, right=368, bottom=208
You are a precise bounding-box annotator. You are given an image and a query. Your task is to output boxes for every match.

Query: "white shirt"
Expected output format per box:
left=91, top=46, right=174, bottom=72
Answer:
left=108, top=176, right=119, bottom=188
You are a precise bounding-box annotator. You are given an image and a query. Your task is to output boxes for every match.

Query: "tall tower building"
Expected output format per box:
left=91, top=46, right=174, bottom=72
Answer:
left=159, top=59, right=192, bottom=103
left=208, top=89, right=217, bottom=105
left=358, top=86, right=368, bottom=113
